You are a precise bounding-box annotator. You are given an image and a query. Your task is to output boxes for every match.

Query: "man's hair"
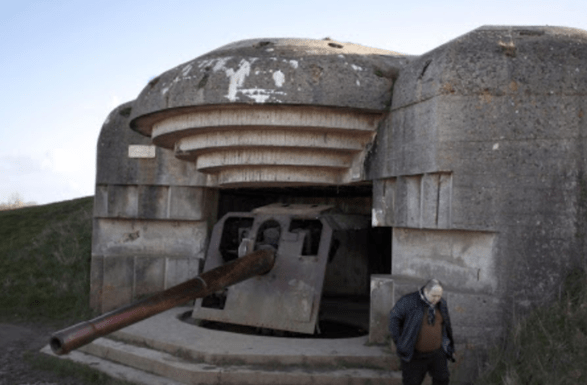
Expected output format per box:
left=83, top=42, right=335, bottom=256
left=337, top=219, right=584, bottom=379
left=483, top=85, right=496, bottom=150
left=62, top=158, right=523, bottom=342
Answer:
left=423, top=278, right=443, bottom=292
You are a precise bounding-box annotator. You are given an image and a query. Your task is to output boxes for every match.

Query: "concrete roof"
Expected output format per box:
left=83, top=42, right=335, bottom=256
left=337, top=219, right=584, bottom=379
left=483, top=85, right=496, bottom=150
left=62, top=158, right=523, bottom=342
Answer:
left=129, top=38, right=411, bottom=136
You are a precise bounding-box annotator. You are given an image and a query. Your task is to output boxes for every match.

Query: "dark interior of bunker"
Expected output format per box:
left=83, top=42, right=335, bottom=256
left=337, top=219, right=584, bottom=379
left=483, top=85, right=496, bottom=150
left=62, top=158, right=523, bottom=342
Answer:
left=186, top=186, right=392, bottom=338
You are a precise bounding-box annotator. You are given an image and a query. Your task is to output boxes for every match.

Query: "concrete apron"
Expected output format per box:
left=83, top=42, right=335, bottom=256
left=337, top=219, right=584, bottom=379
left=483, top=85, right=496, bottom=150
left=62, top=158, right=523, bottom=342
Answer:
left=42, top=307, right=403, bottom=385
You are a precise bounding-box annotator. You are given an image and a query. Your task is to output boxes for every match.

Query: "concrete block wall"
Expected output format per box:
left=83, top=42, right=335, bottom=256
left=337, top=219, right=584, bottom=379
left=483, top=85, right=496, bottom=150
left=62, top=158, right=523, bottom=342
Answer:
left=369, top=275, right=394, bottom=344
left=392, top=229, right=497, bottom=295
left=372, top=172, right=453, bottom=229
left=91, top=102, right=217, bottom=313
left=368, top=26, right=587, bottom=349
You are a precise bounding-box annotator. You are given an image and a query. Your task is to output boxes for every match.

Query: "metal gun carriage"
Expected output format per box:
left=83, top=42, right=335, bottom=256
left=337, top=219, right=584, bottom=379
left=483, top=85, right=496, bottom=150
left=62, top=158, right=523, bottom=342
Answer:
left=51, top=204, right=372, bottom=354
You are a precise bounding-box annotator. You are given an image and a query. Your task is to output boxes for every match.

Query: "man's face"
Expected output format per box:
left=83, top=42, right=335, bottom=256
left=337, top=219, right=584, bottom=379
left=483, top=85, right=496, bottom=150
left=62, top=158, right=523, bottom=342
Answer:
left=424, top=286, right=443, bottom=305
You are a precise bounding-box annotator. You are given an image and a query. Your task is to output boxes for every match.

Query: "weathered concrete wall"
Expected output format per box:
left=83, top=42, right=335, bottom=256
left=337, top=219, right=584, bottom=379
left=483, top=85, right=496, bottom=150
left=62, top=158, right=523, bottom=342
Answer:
left=368, top=26, right=587, bottom=349
left=91, top=102, right=218, bottom=313
left=392, top=229, right=497, bottom=294
left=90, top=219, right=208, bottom=311
left=96, top=102, right=207, bottom=187
left=369, top=275, right=394, bottom=344
left=371, top=172, right=453, bottom=229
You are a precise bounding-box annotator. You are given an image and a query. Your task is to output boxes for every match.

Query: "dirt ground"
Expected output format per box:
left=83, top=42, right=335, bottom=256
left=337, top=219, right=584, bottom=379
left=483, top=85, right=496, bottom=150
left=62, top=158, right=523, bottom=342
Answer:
left=0, top=322, right=88, bottom=385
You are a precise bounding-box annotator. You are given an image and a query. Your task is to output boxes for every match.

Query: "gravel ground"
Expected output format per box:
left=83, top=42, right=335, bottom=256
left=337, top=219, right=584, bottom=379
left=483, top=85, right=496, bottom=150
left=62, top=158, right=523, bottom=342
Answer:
left=0, top=322, right=90, bottom=385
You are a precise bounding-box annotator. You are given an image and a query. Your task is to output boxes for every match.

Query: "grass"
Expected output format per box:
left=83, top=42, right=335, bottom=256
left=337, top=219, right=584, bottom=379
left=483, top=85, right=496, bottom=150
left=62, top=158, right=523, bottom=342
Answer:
left=0, top=196, right=137, bottom=384
left=476, top=268, right=587, bottom=385
left=0, top=196, right=95, bottom=323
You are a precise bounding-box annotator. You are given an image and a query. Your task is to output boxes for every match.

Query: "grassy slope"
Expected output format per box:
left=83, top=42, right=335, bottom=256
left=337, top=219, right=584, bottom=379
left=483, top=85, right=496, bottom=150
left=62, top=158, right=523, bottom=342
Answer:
left=0, top=196, right=94, bottom=322
left=0, top=198, right=134, bottom=385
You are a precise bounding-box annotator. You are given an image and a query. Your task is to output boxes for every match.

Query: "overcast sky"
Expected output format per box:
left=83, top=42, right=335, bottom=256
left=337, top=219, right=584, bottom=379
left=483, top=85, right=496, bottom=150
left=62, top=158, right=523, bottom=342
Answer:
left=1, top=0, right=586, bottom=205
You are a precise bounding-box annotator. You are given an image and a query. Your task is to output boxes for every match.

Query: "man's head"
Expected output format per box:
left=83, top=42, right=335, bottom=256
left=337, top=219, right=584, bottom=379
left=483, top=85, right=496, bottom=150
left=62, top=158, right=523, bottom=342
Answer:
left=423, top=279, right=444, bottom=305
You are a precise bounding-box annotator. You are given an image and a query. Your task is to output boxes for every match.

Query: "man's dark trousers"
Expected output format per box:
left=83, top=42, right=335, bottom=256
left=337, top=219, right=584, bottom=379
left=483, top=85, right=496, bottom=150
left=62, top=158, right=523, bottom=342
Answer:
left=400, top=348, right=450, bottom=385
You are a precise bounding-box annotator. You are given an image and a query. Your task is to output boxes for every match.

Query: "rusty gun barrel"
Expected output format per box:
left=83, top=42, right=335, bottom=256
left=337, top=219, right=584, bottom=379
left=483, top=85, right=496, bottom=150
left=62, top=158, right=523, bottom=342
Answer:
left=50, top=248, right=275, bottom=355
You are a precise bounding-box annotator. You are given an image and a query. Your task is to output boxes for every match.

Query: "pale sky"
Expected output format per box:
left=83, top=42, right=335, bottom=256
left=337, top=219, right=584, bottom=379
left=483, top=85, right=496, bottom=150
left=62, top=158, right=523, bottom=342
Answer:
left=1, top=0, right=586, bottom=205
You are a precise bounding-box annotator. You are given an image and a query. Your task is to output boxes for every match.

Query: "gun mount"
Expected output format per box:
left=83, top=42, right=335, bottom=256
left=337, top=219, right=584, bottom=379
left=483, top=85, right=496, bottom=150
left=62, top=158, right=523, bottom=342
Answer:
left=50, top=248, right=275, bottom=355
left=51, top=203, right=372, bottom=354
left=194, top=203, right=371, bottom=334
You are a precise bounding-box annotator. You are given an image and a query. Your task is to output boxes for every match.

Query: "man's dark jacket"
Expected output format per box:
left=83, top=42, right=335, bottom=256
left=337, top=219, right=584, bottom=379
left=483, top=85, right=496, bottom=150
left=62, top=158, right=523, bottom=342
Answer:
left=388, top=291, right=455, bottom=363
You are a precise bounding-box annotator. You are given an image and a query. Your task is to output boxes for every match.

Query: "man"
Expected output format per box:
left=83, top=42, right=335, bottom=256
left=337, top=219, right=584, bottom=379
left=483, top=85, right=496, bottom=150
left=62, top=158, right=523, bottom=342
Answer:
left=389, top=279, right=455, bottom=385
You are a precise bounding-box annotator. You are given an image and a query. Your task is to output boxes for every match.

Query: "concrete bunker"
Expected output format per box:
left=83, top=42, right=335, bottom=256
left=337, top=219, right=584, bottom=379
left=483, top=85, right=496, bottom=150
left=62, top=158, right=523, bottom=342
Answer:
left=86, top=27, right=587, bottom=382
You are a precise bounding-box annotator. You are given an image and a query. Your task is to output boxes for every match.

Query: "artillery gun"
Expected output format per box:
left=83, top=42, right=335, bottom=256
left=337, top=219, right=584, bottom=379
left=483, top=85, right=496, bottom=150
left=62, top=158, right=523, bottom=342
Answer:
left=50, top=204, right=371, bottom=354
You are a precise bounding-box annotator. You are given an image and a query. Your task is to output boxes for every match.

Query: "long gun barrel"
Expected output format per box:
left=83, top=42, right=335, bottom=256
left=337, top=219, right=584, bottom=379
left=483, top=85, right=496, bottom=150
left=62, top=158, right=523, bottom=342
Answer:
left=50, top=248, right=275, bottom=355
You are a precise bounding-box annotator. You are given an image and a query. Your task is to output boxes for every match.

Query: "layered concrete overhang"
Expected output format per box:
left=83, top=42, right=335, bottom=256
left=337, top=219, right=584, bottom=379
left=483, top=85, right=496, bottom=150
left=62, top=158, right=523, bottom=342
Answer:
left=129, top=38, right=411, bottom=187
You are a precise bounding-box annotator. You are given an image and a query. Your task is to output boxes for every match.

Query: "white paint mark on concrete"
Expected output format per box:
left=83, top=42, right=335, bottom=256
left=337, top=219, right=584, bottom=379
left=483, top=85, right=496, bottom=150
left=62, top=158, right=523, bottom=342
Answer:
left=240, top=89, right=270, bottom=103
left=181, top=64, right=192, bottom=77
left=213, top=57, right=231, bottom=72
left=224, top=59, right=252, bottom=101
left=301, top=299, right=310, bottom=313
left=128, top=145, right=156, bottom=158
left=372, top=208, right=385, bottom=227
left=240, top=88, right=286, bottom=103
left=356, top=80, right=360, bottom=86
left=351, top=64, right=363, bottom=71
left=273, top=70, right=285, bottom=87
left=493, top=143, right=499, bottom=150
left=197, top=59, right=214, bottom=69
left=289, top=60, right=298, bottom=69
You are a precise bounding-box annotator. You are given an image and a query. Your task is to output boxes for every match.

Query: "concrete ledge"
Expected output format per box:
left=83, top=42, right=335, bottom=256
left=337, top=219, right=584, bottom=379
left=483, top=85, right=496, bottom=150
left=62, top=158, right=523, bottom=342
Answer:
left=40, top=345, right=184, bottom=385
left=369, top=275, right=394, bottom=344
left=76, top=339, right=402, bottom=385
left=106, top=307, right=399, bottom=370
left=41, top=307, right=404, bottom=384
